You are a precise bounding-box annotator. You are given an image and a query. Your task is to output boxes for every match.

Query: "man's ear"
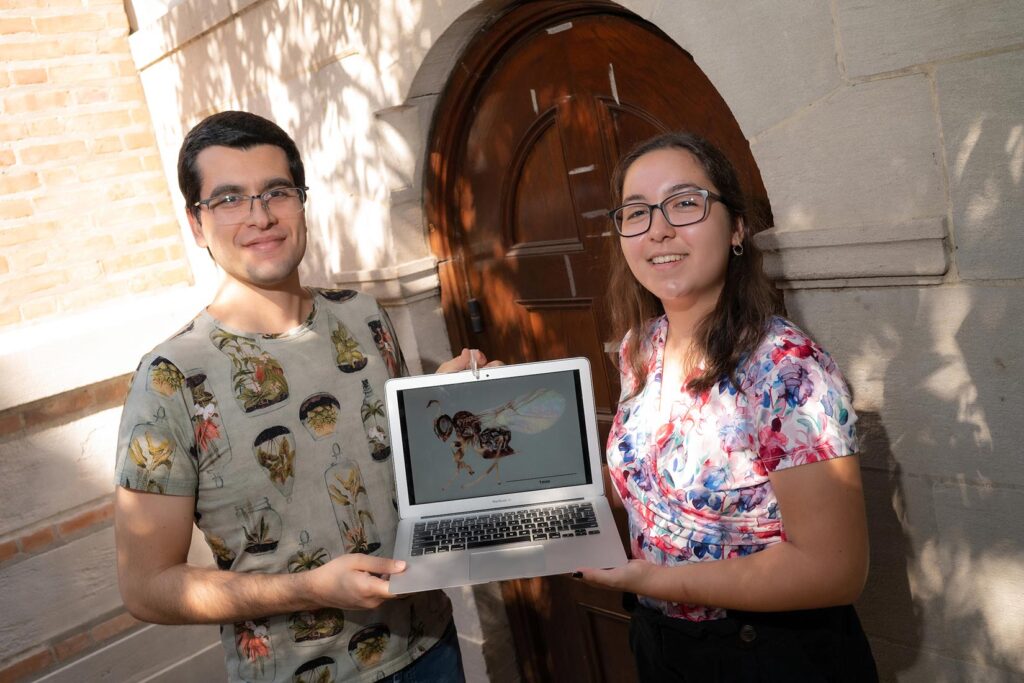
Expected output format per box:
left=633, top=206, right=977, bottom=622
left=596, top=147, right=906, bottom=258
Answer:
left=186, top=206, right=208, bottom=248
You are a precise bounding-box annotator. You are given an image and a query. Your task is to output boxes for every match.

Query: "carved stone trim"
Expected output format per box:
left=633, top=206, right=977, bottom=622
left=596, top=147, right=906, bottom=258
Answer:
left=753, top=217, right=949, bottom=289
left=328, top=256, right=439, bottom=304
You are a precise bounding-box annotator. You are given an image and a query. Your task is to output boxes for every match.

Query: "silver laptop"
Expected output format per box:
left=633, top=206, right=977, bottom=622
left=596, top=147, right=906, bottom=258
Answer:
left=385, top=356, right=628, bottom=594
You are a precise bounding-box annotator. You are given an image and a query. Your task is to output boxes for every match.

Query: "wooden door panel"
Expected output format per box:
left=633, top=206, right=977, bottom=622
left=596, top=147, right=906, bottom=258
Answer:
left=518, top=299, right=613, bottom=415
left=509, top=119, right=581, bottom=249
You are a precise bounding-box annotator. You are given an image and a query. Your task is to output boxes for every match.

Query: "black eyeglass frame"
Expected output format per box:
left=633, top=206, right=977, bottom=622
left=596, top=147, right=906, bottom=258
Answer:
left=193, top=186, right=310, bottom=221
left=608, top=188, right=729, bottom=237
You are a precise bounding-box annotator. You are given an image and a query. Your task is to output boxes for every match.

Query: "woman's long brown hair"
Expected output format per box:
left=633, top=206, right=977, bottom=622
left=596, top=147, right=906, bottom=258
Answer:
left=607, top=132, right=782, bottom=398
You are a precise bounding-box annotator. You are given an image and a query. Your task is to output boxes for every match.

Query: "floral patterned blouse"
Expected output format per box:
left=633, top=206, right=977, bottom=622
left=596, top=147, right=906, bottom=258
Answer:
left=606, top=316, right=858, bottom=621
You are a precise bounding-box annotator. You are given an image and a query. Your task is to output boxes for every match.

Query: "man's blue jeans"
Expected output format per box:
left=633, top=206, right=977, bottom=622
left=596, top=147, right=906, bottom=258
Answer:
left=382, top=620, right=466, bottom=682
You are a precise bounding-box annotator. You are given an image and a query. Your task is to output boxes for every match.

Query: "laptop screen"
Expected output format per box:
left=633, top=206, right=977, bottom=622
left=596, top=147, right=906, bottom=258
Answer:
left=395, top=369, right=593, bottom=505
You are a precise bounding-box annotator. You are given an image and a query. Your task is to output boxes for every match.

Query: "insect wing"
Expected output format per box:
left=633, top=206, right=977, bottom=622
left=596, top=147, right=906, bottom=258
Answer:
left=478, top=388, right=566, bottom=434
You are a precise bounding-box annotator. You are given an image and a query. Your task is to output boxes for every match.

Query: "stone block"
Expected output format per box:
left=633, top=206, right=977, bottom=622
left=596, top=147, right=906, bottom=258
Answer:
left=923, top=483, right=1024, bottom=671
left=857, top=452, right=1024, bottom=677
left=782, top=284, right=1024, bottom=485
left=0, top=528, right=121, bottom=658
left=0, top=409, right=119, bottom=536
left=936, top=50, right=1024, bottom=280
left=837, top=0, right=1024, bottom=78
left=651, top=0, right=841, bottom=136
left=752, top=74, right=945, bottom=231
left=374, top=105, right=421, bottom=193
left=396, top=292, right=453, bottom=375
left=857, top=467, right=935, bottom=648
left=388, top=188, right=432, bottom=266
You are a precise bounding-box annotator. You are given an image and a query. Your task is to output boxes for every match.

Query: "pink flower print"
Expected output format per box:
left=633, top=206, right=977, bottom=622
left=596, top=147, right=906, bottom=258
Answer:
left=770, top=338, right=816, bottom=365
left=654, top=422, right=675, bottom=452
left=194, top=418, right=221, bottom=452
left=791, top=432, right=839, bottom=466
left=757, top=418, right=789, bottom=473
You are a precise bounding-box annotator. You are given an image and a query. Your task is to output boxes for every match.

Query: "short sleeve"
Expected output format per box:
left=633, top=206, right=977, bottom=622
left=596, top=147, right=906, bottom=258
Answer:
left=752, top=336, right=858, bottom=473
left=615, top=330, right=635, bottom=402
left=374, top=304, right=408, bottom=378
left=113, top=353, right=199, bottom=496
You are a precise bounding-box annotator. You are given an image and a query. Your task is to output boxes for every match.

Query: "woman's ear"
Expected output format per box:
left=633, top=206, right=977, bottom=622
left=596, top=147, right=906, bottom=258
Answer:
left=732, top=217, right=746, bottom=248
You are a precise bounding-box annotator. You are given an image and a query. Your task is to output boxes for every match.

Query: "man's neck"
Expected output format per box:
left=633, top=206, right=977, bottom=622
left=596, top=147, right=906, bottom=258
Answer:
left=206, top=277, right=313, bottom=335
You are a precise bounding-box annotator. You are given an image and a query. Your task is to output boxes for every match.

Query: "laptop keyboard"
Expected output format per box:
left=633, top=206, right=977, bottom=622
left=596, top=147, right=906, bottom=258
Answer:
left=410, top=502, right=600, bottom=556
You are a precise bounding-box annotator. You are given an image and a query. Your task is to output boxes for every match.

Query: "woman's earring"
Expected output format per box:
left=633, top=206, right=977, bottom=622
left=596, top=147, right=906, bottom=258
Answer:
left=731, top=243, right=744, bottom=256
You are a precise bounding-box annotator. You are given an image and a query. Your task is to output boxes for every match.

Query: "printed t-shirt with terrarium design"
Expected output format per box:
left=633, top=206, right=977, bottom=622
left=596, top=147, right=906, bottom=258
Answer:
left=114, top=289, right=450, bottom=683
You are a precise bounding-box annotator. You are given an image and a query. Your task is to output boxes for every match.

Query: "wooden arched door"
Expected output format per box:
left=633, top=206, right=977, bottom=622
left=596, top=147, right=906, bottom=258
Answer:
left=425, top=2, right=769, bottom=680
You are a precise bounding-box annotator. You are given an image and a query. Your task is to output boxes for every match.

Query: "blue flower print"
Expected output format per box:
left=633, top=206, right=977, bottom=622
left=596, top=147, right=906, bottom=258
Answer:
left=617, top=433, right=636, bottom=465
left=689, top=535, right=723, bottom=560
left=735, top=486, right=768, bottom=512
left=701, top=466, right=729, bottom=490
left=632, top=455, right=655, bottom=492
left=688, top=488, right=724, bottom=512
left=776, top=359, right=814, bottom=407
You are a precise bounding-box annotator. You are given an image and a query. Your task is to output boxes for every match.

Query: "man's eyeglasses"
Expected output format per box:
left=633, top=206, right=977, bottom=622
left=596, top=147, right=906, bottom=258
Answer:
left=609, top=188, right=727, bottom=237
left=194, top=186, right=309, bottom=224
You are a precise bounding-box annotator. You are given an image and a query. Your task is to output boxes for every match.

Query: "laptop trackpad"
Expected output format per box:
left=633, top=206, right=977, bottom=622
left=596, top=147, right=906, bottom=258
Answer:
left=469, top=545, right=545, bottom=581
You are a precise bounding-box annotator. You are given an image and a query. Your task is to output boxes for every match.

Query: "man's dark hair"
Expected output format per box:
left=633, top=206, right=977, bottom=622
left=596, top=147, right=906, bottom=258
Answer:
left=177, top=110, right=305, bottom=220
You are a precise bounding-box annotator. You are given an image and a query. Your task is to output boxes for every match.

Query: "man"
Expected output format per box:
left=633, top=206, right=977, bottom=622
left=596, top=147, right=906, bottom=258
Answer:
left=114, top=111, right=480, bottom=682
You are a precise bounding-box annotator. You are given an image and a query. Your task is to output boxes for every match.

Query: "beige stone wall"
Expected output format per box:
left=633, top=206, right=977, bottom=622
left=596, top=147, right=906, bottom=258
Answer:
left=2, top=0, right=1019, bottom=680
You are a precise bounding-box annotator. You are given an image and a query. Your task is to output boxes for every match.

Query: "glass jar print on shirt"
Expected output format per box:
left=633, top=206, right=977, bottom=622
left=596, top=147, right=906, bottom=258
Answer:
left=324, top=444, right=381, bottom=554
left=360, top=379, right=390, bottom=461
left=210, top=329, right=290, bottom=414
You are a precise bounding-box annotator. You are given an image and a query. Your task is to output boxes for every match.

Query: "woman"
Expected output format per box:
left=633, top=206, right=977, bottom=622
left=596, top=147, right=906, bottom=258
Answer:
left=576, top=132, right=878, bottom=681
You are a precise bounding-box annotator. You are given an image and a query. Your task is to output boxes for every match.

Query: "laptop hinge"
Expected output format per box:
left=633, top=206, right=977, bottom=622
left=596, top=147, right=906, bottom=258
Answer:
left=418, top=496, right=586, bottom=519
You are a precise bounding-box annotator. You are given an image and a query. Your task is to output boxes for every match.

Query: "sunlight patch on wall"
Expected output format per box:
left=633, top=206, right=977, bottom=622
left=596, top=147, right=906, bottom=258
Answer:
left=911, top=540, right=1024, bottom=670
left=921, top=290, right=993, bottom=450
left=1007, top=124, right=1023, bottom=185
left=846, top=324, right=900, bottom=411
left=954, top=116, right=984, bottom=182
left=975, top=554, right=1024, bottom=670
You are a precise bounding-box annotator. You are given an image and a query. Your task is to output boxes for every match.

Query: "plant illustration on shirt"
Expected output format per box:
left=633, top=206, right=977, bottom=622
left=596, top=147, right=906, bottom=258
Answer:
left=186, top=370, right=231, bottom=487
left=325, top=447, right=381, bottom=554
left=348, top=624, right=390, bottom=672
left=328, top=314, right=367, bottom=373
left=236, top=498, right=282, bottom=555
left=288, top=546, right=330, bottom=572
left=300, top=393, right=340, bottom=440
left=125, top=408, right=176, bottom=494
left=147, top=356, right=184, bottom=397
left=367, top=317, right=401, bottom=378
left=288, top=609, right=347, bottom=645
left=252, top=426, right=297, bottom=498
left=285, top=531, right=345, bottom=645
left=127, top=431, right=173, bottom=491
left=203, top=530, right=236, bottom=570
left=428, top=388, right=567, bottom=488
left=210, top=329, right=289, bottom=413
left=360, top=379, right=390, bottom=461
left=234, top=619, right=275, bottom=681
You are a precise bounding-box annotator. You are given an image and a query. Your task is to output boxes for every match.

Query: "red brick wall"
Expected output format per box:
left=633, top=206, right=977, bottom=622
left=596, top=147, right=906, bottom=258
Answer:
left=0, top=0, right=192, bottom=328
